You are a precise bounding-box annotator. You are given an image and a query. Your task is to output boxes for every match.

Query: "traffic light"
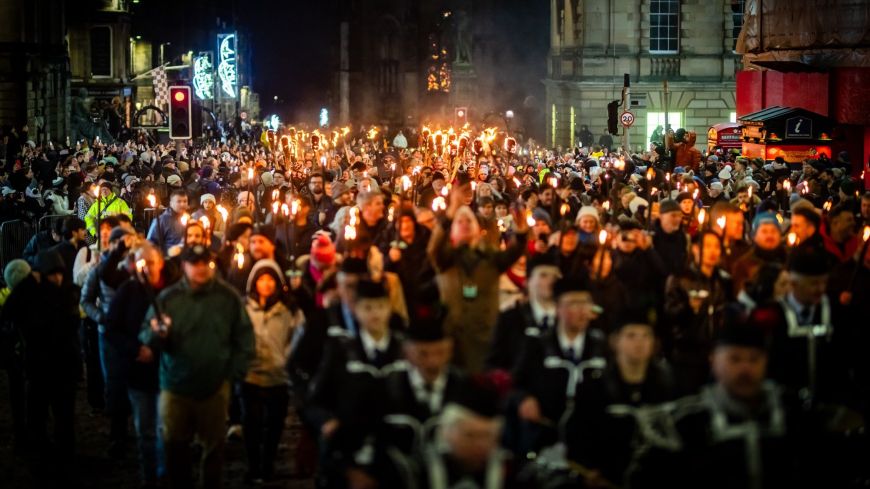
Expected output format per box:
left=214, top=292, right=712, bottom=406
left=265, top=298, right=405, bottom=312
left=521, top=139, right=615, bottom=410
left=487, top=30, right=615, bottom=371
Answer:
left=455, top=106, right=468, bottom=125
left=607, top=100, right=620, bottom=135
left=169, top=86, right=192, bottom=139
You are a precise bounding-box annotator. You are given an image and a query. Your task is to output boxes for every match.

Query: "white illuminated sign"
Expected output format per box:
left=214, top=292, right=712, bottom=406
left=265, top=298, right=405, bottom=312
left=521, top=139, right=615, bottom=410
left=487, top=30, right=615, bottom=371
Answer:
left=193, top=53, right=214, bottom=100
left=266, top=114, right=280, bottom=131
left=217, top=33, right=238, bottom=99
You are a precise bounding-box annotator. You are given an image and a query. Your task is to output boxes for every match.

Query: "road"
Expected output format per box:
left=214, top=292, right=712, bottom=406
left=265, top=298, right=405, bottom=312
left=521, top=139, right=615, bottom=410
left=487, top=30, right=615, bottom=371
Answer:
left=0, top=374, right=316, bottom=488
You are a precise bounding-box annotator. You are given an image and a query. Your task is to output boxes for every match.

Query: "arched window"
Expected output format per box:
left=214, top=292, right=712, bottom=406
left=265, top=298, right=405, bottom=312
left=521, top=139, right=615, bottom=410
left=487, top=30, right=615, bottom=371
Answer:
left=650, top=0, right=679, bottom=54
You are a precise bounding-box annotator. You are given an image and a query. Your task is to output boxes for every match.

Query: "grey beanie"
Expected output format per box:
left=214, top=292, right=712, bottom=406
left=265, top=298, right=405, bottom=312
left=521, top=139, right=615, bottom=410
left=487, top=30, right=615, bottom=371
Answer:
left=3, top=259, right=31, bottom=289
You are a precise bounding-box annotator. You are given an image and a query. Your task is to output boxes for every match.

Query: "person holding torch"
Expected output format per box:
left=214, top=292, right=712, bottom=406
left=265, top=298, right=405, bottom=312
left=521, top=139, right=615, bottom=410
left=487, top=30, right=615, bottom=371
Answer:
left=139, top=245, right=254, bottom=489
left=427, top=182, right=530, bottom=373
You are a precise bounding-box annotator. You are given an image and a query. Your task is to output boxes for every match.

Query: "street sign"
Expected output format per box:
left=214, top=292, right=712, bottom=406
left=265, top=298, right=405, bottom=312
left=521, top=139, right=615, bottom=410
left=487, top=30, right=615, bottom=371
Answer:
left=620, top=111, right=635, bottom=128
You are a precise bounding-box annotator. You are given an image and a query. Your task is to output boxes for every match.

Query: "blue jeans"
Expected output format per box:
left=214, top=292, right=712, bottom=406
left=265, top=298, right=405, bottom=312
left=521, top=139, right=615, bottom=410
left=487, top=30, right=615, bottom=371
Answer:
left=128, top=387, right=166, bottom=484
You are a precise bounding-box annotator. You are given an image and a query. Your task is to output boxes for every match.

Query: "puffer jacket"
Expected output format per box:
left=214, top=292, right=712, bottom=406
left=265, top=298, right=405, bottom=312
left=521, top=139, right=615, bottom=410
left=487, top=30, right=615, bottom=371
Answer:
left=244, top=259, right=305, bottom=387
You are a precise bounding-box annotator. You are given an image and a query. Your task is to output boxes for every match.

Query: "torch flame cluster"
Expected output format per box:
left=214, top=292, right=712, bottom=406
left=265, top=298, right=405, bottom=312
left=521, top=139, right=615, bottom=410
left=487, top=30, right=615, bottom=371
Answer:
left=344, top=207, right=360, bottom=240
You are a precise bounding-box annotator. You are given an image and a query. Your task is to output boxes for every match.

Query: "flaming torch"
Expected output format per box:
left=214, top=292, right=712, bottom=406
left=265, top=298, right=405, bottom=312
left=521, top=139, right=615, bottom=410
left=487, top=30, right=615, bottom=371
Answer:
left=234, top=244, right=245, bottom=270
left=596, top=230, right=608, bottom=280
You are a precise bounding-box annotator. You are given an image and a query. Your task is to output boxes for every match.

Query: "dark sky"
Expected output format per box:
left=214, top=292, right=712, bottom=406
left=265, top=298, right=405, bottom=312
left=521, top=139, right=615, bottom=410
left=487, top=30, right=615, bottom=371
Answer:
left=131, top=0, right=548, bottom=123
left=236, top=1, right=335, bottom=118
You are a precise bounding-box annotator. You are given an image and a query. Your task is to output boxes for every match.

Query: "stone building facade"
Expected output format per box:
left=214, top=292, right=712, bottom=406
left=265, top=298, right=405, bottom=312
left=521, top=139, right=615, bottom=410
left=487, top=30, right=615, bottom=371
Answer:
left=0, top=0, right=70, bottom=143
left=545, top=0, right=743, bottom=150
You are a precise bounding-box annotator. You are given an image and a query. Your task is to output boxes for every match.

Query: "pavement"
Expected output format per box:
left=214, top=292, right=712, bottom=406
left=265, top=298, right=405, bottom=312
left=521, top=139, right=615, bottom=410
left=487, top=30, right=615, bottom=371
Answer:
left=0, top=373, right=316, bottom=488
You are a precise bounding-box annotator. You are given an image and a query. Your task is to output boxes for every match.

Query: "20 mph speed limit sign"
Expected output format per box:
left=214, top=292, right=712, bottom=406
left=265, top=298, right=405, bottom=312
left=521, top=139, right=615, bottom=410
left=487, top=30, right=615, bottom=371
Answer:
left=620, top=111, right=635, bottom=128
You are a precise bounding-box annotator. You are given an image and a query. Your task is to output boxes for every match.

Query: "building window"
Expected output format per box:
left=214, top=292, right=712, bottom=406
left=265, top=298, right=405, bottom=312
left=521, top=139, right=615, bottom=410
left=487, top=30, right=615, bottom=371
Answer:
left=646, top=112, right=682, bottom=144
left=649, top=0, right=679, bottom=54
left=731, top=0, right=745, bottom=50
left=90, top=26, right=113, bottom=78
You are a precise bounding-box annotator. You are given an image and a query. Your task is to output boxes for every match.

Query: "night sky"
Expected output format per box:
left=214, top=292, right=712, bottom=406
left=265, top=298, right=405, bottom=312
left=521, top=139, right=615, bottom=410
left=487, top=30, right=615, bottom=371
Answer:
left=237, top=1, right=335, bottom=119
left=131, top=0, right=548, bottom=124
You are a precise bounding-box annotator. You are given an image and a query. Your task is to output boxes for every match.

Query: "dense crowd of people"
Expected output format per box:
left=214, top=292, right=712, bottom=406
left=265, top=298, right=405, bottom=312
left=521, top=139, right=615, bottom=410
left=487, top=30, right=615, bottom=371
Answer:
left=1, top=123, right=869, bottom=488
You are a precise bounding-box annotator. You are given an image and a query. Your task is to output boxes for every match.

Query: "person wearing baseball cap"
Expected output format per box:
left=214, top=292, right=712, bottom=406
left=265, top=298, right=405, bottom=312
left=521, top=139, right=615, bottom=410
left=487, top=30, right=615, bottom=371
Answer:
left=140, top=242, right=253, bottom=489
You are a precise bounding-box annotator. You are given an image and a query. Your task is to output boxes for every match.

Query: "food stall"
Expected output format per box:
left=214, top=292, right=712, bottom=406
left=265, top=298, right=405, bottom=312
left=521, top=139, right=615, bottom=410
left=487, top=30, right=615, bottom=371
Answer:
left=707, top=123, right=743, bottom=153
left=738, top=106, right=834, bottom=166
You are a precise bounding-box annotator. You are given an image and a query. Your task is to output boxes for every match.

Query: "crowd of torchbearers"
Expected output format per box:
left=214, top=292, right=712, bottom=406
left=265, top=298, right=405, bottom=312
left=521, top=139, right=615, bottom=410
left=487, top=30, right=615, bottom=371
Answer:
left=0, top=119, right=869, bottom=489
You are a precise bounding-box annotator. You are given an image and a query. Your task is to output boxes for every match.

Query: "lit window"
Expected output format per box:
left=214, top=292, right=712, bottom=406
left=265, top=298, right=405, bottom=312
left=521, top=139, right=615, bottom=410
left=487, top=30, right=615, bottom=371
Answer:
left=650, top=0, right=679, bottom=54
left=646, top=112, right=682, bottom=145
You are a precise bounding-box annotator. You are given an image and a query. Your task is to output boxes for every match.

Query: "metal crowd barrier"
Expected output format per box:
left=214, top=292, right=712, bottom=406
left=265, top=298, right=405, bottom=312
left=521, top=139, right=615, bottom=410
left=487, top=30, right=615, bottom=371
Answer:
left=38, top=214, right=68, bottom=234
left=0, top=219, right=35, bottom=275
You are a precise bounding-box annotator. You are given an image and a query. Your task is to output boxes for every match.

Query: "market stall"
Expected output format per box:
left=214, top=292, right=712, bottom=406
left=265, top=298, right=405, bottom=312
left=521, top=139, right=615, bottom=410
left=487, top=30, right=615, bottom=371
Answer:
left=738, top=106, right=834, bottom=166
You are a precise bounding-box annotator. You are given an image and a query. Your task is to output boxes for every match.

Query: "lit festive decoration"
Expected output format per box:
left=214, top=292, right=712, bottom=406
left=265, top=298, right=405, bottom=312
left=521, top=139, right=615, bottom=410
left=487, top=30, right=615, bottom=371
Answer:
left=401, top=175, right=412, bottom=192
left=697, top=208, right=706, bottom=227
left=598, top=230, right=608, bottom=246
left=367, top=126, right=379, bottom=140
left=180, top=213, right=190, bottom=226
left=716, top=216, right=727, bottom=231
left=265, top=114, right=281, bottom=131
left=217, top=33, right=238, bottom=98
left=146, top=191, right=157, bottom=208
left=320, top=108, right=329, bottom=127
left=193, top=53, right=214, bottom=100
left=863, top=225, right=870, bottom=242
left=560, top=203, right=571, bottom=217
left=787, top=232, right=798, bottom=246
left=199, top=216, right=210, bottom=230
